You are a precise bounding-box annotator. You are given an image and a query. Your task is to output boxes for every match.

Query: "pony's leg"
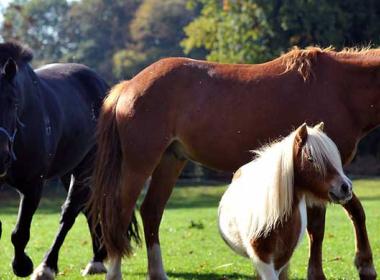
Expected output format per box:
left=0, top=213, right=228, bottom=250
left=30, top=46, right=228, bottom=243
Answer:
left=278, top=264, right=289, bottom=280
left=343, top=194, right=376, bottom=279
left=253, top=259, right=278, bottom=280
left=140, top=151, right=187, bottom=280
left=306, top=206, right=326, bottom=280
left=11, top=180, right=43, bottom=277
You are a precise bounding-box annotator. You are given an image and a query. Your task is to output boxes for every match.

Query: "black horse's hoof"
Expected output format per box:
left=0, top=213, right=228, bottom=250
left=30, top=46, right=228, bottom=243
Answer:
left=12, top=253, right=34, bottom=277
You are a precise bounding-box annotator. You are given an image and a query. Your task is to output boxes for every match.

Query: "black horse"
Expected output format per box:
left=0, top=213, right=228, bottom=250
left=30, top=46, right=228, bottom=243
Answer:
left=0, top=41, right=108, bottom=279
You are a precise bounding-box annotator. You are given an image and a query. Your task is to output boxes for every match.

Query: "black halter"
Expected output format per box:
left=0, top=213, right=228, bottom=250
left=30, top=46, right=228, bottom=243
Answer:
left=0, top=109, right=25, bottom=161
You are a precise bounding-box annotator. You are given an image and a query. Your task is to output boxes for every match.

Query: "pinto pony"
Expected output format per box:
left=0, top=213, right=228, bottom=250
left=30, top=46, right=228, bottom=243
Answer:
left=90, top=47, right=380, bottom=280
left=218, top=123, right=352, bottom=280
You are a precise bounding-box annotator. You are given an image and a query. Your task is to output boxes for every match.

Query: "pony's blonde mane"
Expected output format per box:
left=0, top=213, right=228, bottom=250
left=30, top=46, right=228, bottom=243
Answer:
left=246, top=125, right=343, bottom=240
left=282, top=46, right=380, bottom=81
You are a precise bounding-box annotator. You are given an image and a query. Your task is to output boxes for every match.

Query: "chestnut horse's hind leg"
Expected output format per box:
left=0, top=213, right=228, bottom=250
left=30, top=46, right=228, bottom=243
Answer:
left=140, top=149, right=187, bottom=280
left=306, top=206, right=327, bottom=280
left=343, top=194, right=376, bottom=280
left=11, top=180, right=43, bottom=277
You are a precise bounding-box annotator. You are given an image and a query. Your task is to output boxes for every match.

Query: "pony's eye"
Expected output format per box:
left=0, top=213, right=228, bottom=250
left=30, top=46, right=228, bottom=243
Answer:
left=307, top=156, right=314, bottom=162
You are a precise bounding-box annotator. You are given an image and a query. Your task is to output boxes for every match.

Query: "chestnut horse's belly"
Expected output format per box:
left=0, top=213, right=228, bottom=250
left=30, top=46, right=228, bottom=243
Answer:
left=176, top=109, right=359, bottom=172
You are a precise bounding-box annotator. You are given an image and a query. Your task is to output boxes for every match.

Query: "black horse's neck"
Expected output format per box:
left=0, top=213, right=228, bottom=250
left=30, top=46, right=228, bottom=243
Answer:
left=14, top=64, right=41, bottom=115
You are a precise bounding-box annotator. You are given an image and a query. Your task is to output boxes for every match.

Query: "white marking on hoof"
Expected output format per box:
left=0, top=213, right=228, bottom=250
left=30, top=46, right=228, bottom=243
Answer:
left=147, top=244, right=168, bottom=280
left=106, top=257, right=122, bottom=280
left=31, top=263, right=55, bottom=280
left=81, top=261, right=107, bottom=276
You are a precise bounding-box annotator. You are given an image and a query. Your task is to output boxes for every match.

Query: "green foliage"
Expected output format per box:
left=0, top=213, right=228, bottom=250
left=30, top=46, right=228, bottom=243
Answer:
left=60, top=0, right=141, bottom=81
left=182, top=0, right=380, bottom=64
left=116, top=0, right=198, bottom=79
left=182, top=0, right=270, bottom=63
left=1, top=0, right=70, bottom=64
left=0, top=0, right=197, bottom=81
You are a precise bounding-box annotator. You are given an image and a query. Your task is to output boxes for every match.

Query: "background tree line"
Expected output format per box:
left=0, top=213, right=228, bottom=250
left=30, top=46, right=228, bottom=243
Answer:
left=1, top=0, right=380, bottom=178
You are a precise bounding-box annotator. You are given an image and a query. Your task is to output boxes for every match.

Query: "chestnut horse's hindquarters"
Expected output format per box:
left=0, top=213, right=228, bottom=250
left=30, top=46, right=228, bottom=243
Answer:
left=88, top=91, right=141, bottom=259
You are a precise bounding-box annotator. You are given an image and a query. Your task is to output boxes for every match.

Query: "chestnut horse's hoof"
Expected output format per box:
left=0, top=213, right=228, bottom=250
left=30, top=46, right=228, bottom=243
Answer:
left=146, top=275, right=168, bottom=280
left=307, top=268, right=326, bottom=280
left=12, top=253, right=34, bottom=277
left=82, top=261, right=107, bottom=275
left=31, top=263, right=56, bottom=280
left=355, top=254, right=377, bottom=280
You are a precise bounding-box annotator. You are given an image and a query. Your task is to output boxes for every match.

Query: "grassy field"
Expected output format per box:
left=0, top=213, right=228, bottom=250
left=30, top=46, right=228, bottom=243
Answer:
left=0, top=179, right=379, bottom=279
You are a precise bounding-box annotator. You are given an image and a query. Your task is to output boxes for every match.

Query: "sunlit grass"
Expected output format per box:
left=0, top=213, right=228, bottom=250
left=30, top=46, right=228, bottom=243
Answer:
left=0, top=179, right=379, bottom=279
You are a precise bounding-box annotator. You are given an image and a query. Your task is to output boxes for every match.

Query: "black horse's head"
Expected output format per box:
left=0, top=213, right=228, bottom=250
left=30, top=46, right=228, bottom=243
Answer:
left=0, top=42, right=32, bottom=177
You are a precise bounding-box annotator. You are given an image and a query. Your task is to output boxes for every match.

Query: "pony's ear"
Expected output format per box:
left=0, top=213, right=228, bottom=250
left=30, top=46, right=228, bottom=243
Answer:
left=295, top=123, right=308, bottom=150
left=2, top=58, right=18, bottom=82
left=314, top=122, right=324, bottom=131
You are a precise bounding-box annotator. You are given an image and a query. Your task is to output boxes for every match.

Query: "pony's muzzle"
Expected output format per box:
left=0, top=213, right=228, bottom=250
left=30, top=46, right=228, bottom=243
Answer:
left=328, top=178, right=353, bottom=204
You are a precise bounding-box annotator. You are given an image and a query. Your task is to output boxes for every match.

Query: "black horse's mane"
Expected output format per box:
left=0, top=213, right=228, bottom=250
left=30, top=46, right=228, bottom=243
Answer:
left=0, top=41, right=33, bottom=65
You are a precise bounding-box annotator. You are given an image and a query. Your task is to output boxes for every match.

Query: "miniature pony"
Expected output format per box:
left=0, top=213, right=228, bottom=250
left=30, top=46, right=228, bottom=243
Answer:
left=218, top=123, right=352, bottom=280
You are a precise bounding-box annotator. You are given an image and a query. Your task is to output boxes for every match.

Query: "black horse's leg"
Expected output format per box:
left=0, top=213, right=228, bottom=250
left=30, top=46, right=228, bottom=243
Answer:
left=81, top=207, right=107, bottom=275
left=32, top=152, right=106, bottom=279
left=31, top=174, right=74, bottom=280
left=74, top=151, right=107, bottom=275
left=11, top=180, right=43, bottom=277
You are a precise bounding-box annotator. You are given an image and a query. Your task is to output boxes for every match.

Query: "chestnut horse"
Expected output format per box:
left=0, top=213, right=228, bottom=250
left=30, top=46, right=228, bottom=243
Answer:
left=90, top=47, right=379, bottom=280
left=218, top=123, right=353, bottom=279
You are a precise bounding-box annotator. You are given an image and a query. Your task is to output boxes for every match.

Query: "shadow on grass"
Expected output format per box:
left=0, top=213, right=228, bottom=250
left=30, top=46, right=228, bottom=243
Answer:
left=130, top=272, right=252, bottom=280
left=133, top=272, right=316, bottom=280
left=167, top=272, right=251, bottom=279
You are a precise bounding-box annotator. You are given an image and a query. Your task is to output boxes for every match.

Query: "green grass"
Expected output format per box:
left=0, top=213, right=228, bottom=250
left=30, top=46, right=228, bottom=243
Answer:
left=0, top=179, right=380, bottom=279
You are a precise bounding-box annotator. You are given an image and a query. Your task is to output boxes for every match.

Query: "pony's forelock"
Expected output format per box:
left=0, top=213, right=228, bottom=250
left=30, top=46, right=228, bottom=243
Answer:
left=303, top=126, right=344, bottom=178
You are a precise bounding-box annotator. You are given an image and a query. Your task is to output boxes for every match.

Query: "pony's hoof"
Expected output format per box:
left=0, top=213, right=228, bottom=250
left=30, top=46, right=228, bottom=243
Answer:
left=12, top=253, right=34, bottom=277
left=31, top=263, right=56, bottom=280
left=355, top=254, right=377, bottom=280
left=82, top=261, right=107, bottom=275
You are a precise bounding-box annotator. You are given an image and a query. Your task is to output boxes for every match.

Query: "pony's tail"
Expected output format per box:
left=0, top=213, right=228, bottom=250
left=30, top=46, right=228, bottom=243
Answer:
left=88, top=82, right=141, bottom=260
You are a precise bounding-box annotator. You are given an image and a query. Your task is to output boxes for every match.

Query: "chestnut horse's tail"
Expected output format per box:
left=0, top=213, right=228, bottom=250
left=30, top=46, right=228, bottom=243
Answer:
left=88, top=82, right=141, bottom=259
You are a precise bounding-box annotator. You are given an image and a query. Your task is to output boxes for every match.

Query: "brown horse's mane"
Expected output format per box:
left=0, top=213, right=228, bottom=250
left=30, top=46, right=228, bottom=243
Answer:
left=0, top=41, right=33, bottom=65
left=282, top=46, right=380, bottom=81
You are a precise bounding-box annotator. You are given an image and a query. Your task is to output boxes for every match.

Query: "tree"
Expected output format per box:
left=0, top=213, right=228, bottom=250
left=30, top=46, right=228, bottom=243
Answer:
left=182, top=0, right=380, bottom=64
left=1, top=0, right=70, bottom=65
left=62, top=0, right=141, bottom=82
left=113, top=0, right=201, bottom=79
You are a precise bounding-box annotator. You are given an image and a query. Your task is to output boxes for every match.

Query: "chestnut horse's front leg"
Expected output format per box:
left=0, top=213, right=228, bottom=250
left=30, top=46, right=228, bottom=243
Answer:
left=343, top=193, right=376, bottom=280
left=307, top=193, right=376, bottom=280
left=306, top=206, right=327, bottom=280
